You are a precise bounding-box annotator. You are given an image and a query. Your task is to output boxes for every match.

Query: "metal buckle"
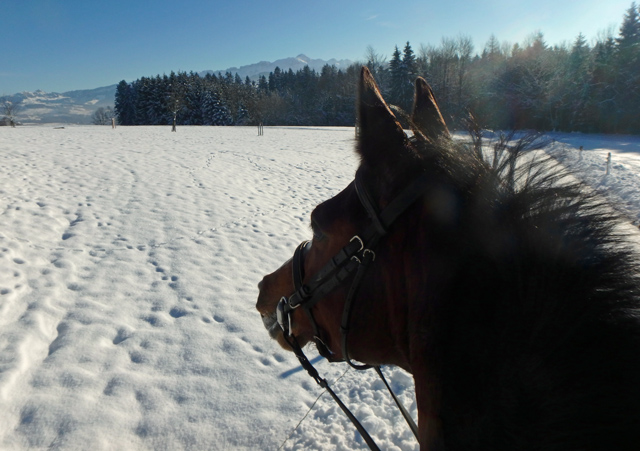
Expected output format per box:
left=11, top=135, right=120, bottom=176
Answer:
left=277, top=297, right=291, bottom=335
left=351, top=248, right=375, bottom=264
left=363, top=248, right=376, bottom=261
left=349, top=235, right=364, bottom=252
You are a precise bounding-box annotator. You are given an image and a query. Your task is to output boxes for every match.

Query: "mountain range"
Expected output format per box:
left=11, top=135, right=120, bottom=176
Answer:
left=201, top=54, right=353, bottom=80
left=3, top=85, right=118, bottom=125
left=5, top=55, right=354, bottom=124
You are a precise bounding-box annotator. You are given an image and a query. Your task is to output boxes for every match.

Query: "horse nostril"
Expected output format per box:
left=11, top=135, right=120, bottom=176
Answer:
left=258, top=279, right=264, bottom=291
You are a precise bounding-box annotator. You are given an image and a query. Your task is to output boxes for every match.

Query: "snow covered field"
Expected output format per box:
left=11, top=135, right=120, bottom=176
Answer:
left=0, top=125, right=639, bottom=450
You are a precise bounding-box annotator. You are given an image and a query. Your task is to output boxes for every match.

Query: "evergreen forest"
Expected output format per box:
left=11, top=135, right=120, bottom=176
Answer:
left=114, top=3, right=640, bottom=134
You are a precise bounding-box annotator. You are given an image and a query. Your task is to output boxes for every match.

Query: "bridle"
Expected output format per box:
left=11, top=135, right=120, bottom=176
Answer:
left=276, top=168, right=433, bottom=449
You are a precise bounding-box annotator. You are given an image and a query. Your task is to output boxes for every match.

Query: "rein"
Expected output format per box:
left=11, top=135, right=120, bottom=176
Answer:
left=277, top=169, right=432, bottom=449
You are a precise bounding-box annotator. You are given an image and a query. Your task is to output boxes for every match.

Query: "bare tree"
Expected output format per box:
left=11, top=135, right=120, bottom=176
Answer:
left=91, top=106, right=114, bottom=125
left=364, top=46, right=388, bottom=90
left=167, top=76, right=187, bottom=131
left=455, top=35, right=474, bottom=109
left=1, top=97, right=22, bottom=127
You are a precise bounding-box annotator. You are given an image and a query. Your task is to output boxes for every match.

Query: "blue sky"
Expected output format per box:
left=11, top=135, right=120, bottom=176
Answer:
left=1, top=0, right=633, bottom=94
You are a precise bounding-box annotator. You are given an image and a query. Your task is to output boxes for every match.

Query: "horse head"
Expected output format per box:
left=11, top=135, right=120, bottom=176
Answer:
left=256, top=67, right=449, bottom=369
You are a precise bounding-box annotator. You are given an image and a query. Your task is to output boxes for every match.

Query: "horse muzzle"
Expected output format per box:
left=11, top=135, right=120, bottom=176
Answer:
left=256, top=261, right=302, bottom=349
left=261, top=311, right=281, bottom=339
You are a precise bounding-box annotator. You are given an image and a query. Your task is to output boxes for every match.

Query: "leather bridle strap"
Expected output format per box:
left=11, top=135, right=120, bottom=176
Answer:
left=355, top=175, right=386, bottom=236
left=340, top=247, right=375, bottom=370
left=285, top=329, right=417, bottom=449
left=281, top=171, right=433, bottom=318
left=286, top=237, right=364, bottom=310
left=357, top=170, right=432, bottom=244
left=283, top=332, right=382, bottom=451
left=292, top=240, right=307, bottom=290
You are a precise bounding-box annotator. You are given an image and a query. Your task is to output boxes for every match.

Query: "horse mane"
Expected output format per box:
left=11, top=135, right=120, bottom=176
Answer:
left=404, top=127, right=640, bottom=449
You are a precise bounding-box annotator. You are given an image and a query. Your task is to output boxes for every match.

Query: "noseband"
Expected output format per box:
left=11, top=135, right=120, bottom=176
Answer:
left=275, top=169, right=432, bottom=448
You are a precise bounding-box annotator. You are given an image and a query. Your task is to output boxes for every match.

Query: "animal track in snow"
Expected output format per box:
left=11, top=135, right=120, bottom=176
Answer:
left=169, top=307, right=187, bottom=318
left=47, top=322, right=70, bottom=357
left=129, top=351, right=145, bottom=364
left=113, top=328, right=132, bottom=345
left=103, top=377, right=123, bottom=396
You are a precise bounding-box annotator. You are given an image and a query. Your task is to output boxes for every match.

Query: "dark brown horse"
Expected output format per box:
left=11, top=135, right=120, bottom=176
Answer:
left=256, top=67, right=640, bottom=450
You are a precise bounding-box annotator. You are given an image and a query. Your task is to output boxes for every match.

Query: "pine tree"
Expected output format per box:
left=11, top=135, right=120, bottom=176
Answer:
left=258, top=75, right=268, bottom=93
left=135, top=77, right=159, bottom=124
left=114, top=80, right=136, bottom=125
left=558, top=33, right=593, bottom=130
left=201, top=89, right=232, bottom=125
left=388, top=46, right=405, bottom=108
left=398, top=42, right=418, bottom=111
left=184, top=76, right=204, bottom=125
left=590, top=34, right=617, bottom=132
left=570, top=33, right=590, bottom=73
left=483, top=34, right=501, bottom=59
left=617, top=2, right=640, bottom=54
left=615, top=2, right=640, bottom=132
left=269, top=67, right=283, bottom=94
left=402, top=41, right=417, bottom=78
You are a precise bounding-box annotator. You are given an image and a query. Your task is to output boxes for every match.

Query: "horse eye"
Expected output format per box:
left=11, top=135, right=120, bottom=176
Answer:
left=311, top=220, right=325, bottom=241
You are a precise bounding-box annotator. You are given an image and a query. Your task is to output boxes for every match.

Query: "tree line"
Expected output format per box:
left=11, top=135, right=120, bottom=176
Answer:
left=114, top=3, right=640, bottom=134
left=114, top=66, right=360, bottom=127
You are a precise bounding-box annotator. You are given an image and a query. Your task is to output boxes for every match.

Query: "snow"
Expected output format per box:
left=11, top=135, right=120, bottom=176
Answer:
left=0, top=125, right=638, bottom=450
left=549, top=133, right=640, bottom=226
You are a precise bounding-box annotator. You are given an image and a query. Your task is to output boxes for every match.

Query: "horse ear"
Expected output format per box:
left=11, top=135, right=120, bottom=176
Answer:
left=357, top=66, right=407, bottom=167
left=412, top=77, right=449, bottom=141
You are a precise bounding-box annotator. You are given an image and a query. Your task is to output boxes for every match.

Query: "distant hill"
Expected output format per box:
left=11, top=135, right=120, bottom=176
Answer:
left=6, top=55, right=354, bottom=124
left=5, top=85, right=117, bottom=125
left=201, top=54, right=354, bottom=80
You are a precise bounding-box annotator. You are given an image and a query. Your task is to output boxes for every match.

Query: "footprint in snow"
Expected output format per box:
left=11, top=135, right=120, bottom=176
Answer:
left=169, top=307, right=187, bottom=318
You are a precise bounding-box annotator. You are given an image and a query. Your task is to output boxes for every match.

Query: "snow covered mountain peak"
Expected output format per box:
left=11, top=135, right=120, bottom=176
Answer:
left=201, top=54, right=354, bottom=80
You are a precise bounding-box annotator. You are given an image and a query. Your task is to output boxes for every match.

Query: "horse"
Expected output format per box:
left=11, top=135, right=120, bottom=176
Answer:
left=256, top=67, right=640, bottom=450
